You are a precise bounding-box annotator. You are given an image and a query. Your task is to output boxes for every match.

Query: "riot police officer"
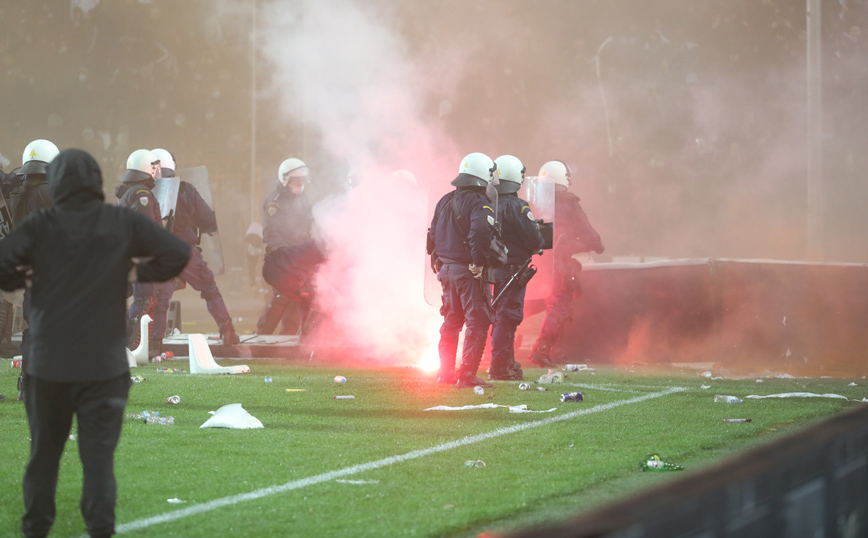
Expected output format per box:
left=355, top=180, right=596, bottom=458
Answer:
left=150, top=149, right=239, bottom=350
left=489, top=155, right=544, bottom=381
left=115, top=149, right=163, bottom=349
left=428, top=152, right=498, bottom=388
left=257, top=158, right=318, bottom=335
left=527, top=160, right=604, bottom=367
left=5, top=139, right=60, bottom=401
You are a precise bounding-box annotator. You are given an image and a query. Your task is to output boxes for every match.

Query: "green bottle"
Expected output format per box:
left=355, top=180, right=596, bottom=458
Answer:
left=640, top=455, right=684, bottom=472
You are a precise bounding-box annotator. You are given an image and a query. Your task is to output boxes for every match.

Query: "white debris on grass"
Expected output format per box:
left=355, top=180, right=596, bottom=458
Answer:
left=745, top=392, right=850, bottom=400
left=423, top=403, right=556, bottom=413
left=335, top=479, right=380, bottom=484
left=167, top=498, right=186, bottom=504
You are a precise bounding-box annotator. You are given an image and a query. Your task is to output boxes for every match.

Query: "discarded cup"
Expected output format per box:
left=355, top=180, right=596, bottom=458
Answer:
left=464, top=460, right=486, bottom=468
left=131, top=376, right=146, bottom=383
left=334, top=395, right=354, bottom=400
left=166, top=395, right=180, bottom=405
left=334, top=375, right=347, bottom=383
left=264, top=376, right=273, bottom=383
left=12, top=359, right=21, bottom=368
left=564, top=364, right=589, bottom=372
left=714, top=394, right=743, bottom=404
left=473, top=386, right=485, bottom=395
left=560, top=392, right=583, bottom=402
left=723, top=418, right=751, bottom=423
left=519, top=383, right=530, bottom=391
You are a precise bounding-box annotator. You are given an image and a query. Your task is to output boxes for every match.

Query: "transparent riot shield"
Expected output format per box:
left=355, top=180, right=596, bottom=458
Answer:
left=519, top=176, right=556, bottom=301
left=152, top=176, right=180, bottom=232
left=423, top=181, right=454, bottom=307
left=177, top=166, right=224, bottom=276
left=0, top=189, right=13, bottom=240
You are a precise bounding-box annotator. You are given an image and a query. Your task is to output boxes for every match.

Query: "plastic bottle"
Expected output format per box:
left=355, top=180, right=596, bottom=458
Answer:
left=640, top=459, right=684, bottom=472
left=564, top=364, right=589, bottom=372
left=264, top=376, right=273, bottom=383
left=166, top=395, right=180, bottom=405
left=334, top=395, right=354, bottom=400
left=464, top=460, right=486, bottom=468
left=144, top=415, right=175, bottom=425
left=334, top=375, right=347, bottom=383
left=714, top=394, right=743, bottom=404
left=537, top=370, right=565, bottom=384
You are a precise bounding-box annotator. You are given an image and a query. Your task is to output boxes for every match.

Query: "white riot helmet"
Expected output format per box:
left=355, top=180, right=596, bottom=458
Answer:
left=493, top=155, right=525, bottom=194
left=451, top=152, right=496, bottom=187
left=278, top=157, right=309, bottom=193
left=151, top=148, right=176, bottom=177
left=537, top=160, right=571, bottom=189
left=126, top=149, right=159, bottom=179
left=20, top=139, right=60, bottom=175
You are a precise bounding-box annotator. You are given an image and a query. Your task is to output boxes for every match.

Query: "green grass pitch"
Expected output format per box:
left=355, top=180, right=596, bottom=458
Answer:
left=0, top=360, right=861, bottom=537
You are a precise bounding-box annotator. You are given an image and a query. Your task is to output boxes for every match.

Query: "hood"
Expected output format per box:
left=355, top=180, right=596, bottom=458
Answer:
left=47, top=149, right=105, bottom=206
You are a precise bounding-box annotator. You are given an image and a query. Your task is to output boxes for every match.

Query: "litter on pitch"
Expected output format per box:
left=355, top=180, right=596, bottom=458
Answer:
left=423, top=403, right=556, bottom=413
left=200, top=403, right=263, bottom=429
left=188, top=334, right=250, bottom=374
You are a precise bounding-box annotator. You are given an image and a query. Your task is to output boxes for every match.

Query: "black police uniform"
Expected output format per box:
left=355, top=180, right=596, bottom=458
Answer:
left=490, top=193, right=545, bottom=379
left=429, top=182, right=496, bottom=386
left=5, top=161, right=55, bottom=401
left=152, top=177, right=238, bottom=347
left=115, top=170, right=165, bottom=347
left=528, top=189, right=604, bottom=366
left=256, top=182, right=319, bottom=335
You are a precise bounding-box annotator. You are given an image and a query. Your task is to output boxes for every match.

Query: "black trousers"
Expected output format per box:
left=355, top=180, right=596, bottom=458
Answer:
left=22, top=373, right=131, bottom=538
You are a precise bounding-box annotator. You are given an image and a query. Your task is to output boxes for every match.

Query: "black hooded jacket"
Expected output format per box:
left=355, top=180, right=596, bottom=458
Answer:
left=0, top=149, right=191, bottom=382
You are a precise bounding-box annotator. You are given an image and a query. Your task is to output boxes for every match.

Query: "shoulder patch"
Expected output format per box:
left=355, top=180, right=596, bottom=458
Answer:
left=487, top=215, right=495, bottom=226
left=266, top=202, right=279, bottom=217
left=526, top=209, right=535, bottom=221
left=139, top=196, right=149, bottom=207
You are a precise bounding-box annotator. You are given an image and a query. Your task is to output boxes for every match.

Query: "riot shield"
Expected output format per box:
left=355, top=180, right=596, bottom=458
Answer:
left=0, top=188, right=13, bottom=240
left=152, top=176, right=180, bottom=232
left=177, top=166, right=224, bottom=275
left=519, top=176, right=556, bottom=301
left=423, top=181, right=454, bottom=307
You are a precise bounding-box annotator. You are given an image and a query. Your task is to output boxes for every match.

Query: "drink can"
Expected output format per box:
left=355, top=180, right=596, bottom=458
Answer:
left=162, top=351, right=174, bottom=359
left=519, top=382, right=530, bottom=390
left=131, top=375, right=145, bottom=383
left=166, top=395, right=180, bottom=404
left=473, top=386, right=485, bottom=395
left=334, top=395, right=354, bottom=400
left=560, top=391, right=583, bottom=402
left=12, top=359, right=21, bottom=368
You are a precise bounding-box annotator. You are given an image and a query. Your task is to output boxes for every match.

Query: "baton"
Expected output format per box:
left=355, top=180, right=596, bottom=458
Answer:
left=491, top=256, right=533, bottom=307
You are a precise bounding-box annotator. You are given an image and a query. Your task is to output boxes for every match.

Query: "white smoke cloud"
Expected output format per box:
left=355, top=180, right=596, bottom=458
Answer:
left=257, top=0, right=461, bottom=364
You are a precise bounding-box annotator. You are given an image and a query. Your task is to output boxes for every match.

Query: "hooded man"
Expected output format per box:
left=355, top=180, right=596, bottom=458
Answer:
left=0, top=148, right=190, bottom=538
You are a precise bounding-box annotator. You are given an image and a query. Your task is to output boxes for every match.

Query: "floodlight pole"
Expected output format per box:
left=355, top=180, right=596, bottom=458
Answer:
left=806, top=0, right=823, bottom=260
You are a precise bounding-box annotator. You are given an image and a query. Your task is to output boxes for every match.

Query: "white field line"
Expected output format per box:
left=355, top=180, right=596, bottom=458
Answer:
left=104, top=386, right=686, bottom=536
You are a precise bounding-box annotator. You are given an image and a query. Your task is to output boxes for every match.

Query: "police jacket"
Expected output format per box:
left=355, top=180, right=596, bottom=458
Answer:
left=0, top=149, right=191, bottom=383
left=172, top=181, right=217, bottom=246
left=498, top=193, right=545, bottom=265
left=7, top=173, right=54, bottom=226
left=115, top=171, right=163, bottom=226
left=430, top=186, right=495, bottom=266
left=263, top=183, right=313, bottom=253
left=554, top=190, right=603, bottom=265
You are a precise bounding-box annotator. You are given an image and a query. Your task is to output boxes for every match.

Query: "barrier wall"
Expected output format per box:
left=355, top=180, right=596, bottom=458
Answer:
left=547, top=259, right=868, bottom=377
left=507, top=402, right=868, bottom=538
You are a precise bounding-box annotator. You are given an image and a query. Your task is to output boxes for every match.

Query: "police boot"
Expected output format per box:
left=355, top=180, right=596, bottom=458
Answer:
left=218, top=319, right=240, bottom=346
left=488, top=354, right=523, bottom=381
left=456, top=365, right=491, bottom=388
left=527, top=340, right=557, bottom=368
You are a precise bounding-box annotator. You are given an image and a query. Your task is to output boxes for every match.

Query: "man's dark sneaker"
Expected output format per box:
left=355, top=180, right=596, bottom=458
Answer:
left=527, top=343, right=556, bottom=368
left=456, top=371, right=492, bottom=388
